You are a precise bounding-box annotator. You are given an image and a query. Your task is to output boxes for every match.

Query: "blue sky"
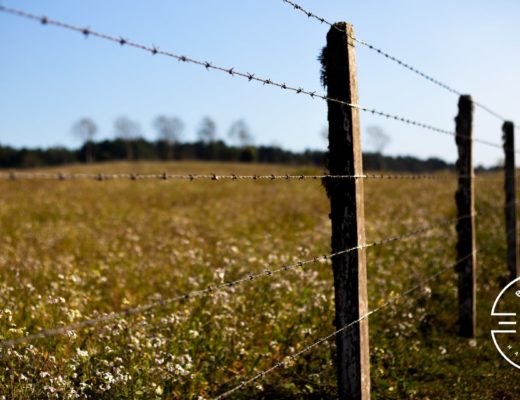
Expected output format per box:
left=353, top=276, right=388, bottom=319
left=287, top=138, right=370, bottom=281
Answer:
left=0, top=0, right=519, bottom=166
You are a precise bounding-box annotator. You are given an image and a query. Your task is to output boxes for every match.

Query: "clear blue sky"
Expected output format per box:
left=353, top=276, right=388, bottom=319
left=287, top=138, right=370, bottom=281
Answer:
left=1, top=0, right=519, bottom=166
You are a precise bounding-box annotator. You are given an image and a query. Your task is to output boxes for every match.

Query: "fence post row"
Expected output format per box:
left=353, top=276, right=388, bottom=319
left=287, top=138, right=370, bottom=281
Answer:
left=454, top=95, right=477, bottom=338
left=502, top=121, right=517, bottom=281
left=322, top=22, right=370, bottom=399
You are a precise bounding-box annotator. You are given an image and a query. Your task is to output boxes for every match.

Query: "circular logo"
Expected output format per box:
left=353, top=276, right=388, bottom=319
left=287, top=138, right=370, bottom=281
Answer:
left=491, top=277, right=520, bottom=369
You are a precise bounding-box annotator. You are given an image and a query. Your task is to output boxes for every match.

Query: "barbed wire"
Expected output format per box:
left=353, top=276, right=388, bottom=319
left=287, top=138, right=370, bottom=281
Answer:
left=0, top=171, right=507, bottom=182
left=137, top=218, right=446, bottom=338
left=0, top=213, right=469, bottom=349
left=0, top=5, right=512, bottom=152
left=473, top=101, right=509, bottom=122
left=0, top=171, right=445, bottom=181
left=213, top=250, right=475, bottom=399
left=280, top=0, right=510, bottom=123
left=215, top=221, right=514, bottom=399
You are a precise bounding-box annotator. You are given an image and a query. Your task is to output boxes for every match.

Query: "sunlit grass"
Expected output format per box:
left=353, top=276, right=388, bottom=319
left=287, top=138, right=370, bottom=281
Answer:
left=0, top=161, right=517, bottom=399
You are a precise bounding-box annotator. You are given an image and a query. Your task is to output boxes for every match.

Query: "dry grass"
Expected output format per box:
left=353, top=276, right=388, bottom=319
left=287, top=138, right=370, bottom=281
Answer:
left=0, top=161, right=517, bottom=399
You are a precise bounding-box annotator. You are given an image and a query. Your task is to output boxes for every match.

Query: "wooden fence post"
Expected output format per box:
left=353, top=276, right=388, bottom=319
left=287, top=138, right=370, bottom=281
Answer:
left=502, top=121, right=517, bottom=281
left=454, top=95, right=476, bottom=338
left=321, top=23, right=370, bottom=399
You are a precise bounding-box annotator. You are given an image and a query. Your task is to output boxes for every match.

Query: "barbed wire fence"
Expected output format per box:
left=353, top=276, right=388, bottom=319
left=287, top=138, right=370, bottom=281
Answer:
left=0, top=171, right=509, bottom=181
left=0, top=2, right=517, bottom=399
left=0, top=5, right=515, bottom=154
left=0, top=212, right=475, bottom=349
left=280, top=0, right=511, bottom=123
left=215, top=250, right=477, bottom=400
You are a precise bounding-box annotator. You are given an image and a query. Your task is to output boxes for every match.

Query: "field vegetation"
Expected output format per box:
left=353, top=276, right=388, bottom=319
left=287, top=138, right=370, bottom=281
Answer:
left=0, top=161, right=518, bottom=399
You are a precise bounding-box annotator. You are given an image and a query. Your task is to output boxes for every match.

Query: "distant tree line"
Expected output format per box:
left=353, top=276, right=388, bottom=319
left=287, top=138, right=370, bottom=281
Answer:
left=0, top=140, right=458, bottom=172
left=0, top=115, right=463, bottom=172
left=0, top=139, right=325, bottom=168
left=68, top=115, right=258, bottom=163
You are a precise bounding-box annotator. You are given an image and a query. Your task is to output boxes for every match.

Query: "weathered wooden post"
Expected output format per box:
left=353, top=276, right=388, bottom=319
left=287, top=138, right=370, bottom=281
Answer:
left=502, top=121, right=517, bottom=281
left=321, top=23, right=370, bottom=399
left=454, top=95, right=476, bottom=338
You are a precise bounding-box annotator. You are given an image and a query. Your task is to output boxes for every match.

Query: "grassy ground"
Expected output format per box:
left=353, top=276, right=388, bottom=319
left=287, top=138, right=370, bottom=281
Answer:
left=0, top=161, right=518, bottom=399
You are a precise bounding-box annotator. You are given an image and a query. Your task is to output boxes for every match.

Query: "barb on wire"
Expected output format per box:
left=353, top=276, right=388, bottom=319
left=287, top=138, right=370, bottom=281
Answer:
left=0, top=172, right=455, bottom=181
left=0, top=172, right=356, bottom=181
left=0, top=213, right=467, bottom=348
left=213, top=251, right=474, bottom=399
left=0, top=5, right=511, bottom=152
left=280, top=0, right=510, bottom=123
left=0, top=171, right=507, bottom=182
left=215, top=219, right=513, bottom=400
left=281, top=0, right=334, bottom=28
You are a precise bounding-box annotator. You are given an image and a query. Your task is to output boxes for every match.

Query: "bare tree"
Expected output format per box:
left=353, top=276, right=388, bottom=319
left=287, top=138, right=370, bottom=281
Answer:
left=228, top=119, right=253, bottom=147
left=72, top=118, right=97, bottom=163
left=114, top=116, right=142, bottom=160
left=197, top=116, right=217, bottom=143
left=366, top=125, right=391, bottom=154
left=154, top=116, right=184, bottom=159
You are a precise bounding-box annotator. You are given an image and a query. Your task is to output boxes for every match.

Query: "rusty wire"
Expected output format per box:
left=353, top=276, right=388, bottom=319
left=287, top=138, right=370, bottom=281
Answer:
left=0, top=5, right=512, bottom=152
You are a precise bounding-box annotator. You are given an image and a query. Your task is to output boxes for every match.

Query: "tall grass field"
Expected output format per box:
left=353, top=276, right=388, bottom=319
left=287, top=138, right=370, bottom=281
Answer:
left=0, top=161, right=518, bottom=399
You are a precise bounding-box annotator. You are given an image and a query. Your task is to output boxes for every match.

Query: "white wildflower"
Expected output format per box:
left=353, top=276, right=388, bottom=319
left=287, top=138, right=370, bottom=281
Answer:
left=213, top=268, right=225, bottom=282
left=174, top=364, right=189, bottom=376
left=76, top=348, right=89, bottom=358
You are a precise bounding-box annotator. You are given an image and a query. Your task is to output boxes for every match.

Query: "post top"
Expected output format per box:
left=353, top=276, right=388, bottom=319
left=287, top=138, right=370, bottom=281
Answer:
left=458, top=95, right=474, bottom=112
left=328, top=22, right=355, bottom=48
left=503, top=121, right=515, bottom=131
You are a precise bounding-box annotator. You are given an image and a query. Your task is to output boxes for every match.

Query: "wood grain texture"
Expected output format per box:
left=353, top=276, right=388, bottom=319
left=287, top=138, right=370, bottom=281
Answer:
left=322, top=22, right=370, bottom=400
